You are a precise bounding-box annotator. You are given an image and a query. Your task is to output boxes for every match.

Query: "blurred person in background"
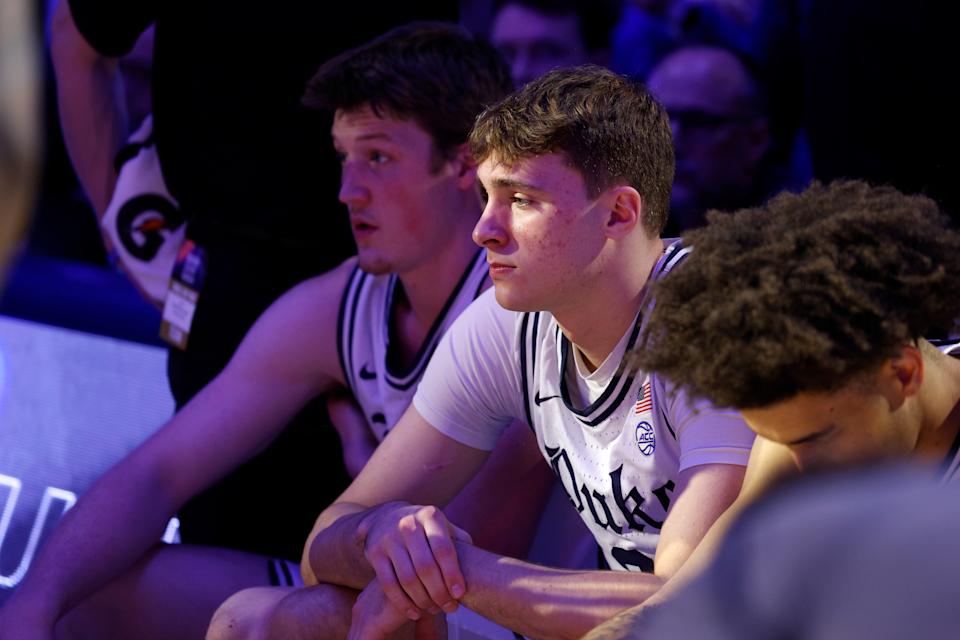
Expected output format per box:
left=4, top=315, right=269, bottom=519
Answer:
left=625, top=466, right=960, bottom=639
left=611, top=0, right=761, bottom=80
left=488, top=0, right=621, bottom=87
left=647, top=45, right=774, bottom=233
left=0, top=0, right=40, bottom=284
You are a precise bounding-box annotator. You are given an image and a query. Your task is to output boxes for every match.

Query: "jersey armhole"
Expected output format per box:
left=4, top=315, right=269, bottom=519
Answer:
left=336, top=265, right=366, bottom=392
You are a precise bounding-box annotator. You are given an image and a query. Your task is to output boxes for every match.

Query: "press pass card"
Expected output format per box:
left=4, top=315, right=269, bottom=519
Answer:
left=160, top=240, right=207, bottom=350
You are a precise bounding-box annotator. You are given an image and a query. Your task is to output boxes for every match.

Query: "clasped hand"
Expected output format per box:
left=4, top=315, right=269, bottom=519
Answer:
left=349, top=580, right=448, bottom=640
left=358, top=502, right=472, bottom=621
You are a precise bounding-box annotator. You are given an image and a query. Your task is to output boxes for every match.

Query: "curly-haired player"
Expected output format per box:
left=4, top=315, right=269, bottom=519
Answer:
left=639, top=179, right=960, bottom=417
left=584, top=179, right=960, bottom=640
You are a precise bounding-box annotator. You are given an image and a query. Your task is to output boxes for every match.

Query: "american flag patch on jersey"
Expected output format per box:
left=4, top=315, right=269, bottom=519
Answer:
left=635, top=381, right=652, bottom=414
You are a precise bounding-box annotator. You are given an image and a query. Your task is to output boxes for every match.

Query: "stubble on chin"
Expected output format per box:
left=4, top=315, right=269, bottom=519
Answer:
left=356, top=252, right=392, bottom=276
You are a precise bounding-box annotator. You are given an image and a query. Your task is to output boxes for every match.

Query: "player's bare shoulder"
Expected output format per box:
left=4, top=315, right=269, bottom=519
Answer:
left=739, top=435, right=801, bottom=503
left=229, top=257, right=358, bottom=390
left=283, top=256, right=358, bottom=314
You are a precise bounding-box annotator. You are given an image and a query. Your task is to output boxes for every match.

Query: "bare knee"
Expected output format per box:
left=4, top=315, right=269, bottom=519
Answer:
left=263, top=584, right=357, bottom=640
left=207, top=587, right=290, bottom=640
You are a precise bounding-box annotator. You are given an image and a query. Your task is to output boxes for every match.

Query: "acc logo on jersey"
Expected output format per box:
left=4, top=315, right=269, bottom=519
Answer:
left=635, top=421, right=655, bottom=456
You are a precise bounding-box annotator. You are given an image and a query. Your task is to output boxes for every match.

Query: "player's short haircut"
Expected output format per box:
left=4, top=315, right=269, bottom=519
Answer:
left=635, top=180, right=960, bottom=408
left=470, top=65, right=674, bottom=235
left=304, top=22, right=512, bottom=169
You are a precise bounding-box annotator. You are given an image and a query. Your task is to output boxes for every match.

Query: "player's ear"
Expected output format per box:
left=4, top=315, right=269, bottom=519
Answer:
left=874, top=344, right=924, bottom=409
left=447, top=142, right=478, bottom=190
left=602, top=185, right=641, bottom=239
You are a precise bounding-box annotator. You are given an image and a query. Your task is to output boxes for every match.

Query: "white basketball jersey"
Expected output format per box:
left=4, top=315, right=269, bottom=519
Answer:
left=937, top=340, right=960, bottom=482
left=518, top=241, right=691, bottom=571
left=337, top=250, right=490, bottom=441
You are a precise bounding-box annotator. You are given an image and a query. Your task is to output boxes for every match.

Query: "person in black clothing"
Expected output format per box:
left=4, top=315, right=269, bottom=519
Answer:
left=1, top=17, right=553, bottom=640
left=48, top=0, right=457, bottom=563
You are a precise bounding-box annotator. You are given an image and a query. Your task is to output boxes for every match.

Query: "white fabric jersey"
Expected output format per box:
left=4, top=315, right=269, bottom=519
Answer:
left=101, top=115, right=185, bottom=306
left=936, top=340, right=960, bottom=482
left=338, top=249, right=489, bottom=441
left=414, top=241, right=755, bottom=571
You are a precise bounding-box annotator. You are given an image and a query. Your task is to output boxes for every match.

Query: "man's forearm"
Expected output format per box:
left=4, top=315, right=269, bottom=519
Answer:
left=0, top=459, right=178, bottom=634
left=577, top=601, right=666, bottom=640
left=454, top=542, right=664, bottom=640
left=303, top=503, right=379, bottom=588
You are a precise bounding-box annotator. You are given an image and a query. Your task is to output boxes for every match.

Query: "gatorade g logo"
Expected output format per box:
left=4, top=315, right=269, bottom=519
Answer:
left=116, top=195, right=185, bottom=262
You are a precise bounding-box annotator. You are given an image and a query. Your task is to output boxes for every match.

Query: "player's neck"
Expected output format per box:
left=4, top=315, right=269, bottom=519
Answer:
left=916, top=348, right=960, bottom=460
left=556, top=237, right=664, bottom=372
left=394, top=220, right=479, bottom=343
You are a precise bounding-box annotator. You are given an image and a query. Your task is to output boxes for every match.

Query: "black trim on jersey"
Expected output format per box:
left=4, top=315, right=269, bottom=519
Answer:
left=519, top=312, right=535, bottom=428
left=279, top=558, right=295, bottom=586
left=383, top=249, right=486, bottom=390
left=930, top=338, right=960, bottom=352
left=267, top=558, right=296, bottom=587
left=597, top=545, right=610, bottom=570
left=530, top=311, right=541, bottom=393
left=636, top=240, right=689, bottom=318
left=557, top=337, right=624, bottom=416
left=552, top=242, right=688, bottom=426
left=527, top=312, right=542, bottom=433
left=655, top=240, right=689, bottom=278
left=337, top=266, right=367, bottom=392
left=557, top=316, right=644, bottom=426
left=522, top=240, right=690, bottom=431
left=935, top=340, right=960, bottom=480
left=383, top=274, right=399, bottom=344
left=348, top=269, right=370, bottom=390
left=580, top=372, right=637, bottom=427
left=113, top=131, right=156, bottom=172
left=660, top=240, right=687, bottom=270
left=660, top=405, right=677, bottom=440
left=941, top=425, right=960, bottom=481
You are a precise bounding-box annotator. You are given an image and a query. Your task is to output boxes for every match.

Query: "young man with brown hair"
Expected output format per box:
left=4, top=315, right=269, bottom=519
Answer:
left=0, top=23, right=555, bottom=640
left=585, top=180, right=960, bottom=639
left=213, top=64, right=755, bottom=640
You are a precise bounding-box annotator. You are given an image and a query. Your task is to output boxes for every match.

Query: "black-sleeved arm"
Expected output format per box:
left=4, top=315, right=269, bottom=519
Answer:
left=67, top=0, right=154, bottom=57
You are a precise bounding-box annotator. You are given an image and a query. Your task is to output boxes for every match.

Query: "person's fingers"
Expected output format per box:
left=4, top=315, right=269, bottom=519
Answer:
left=364, top=504, right=464, bottom=617
left=389, top=529, right=441, bottom=615
left=419, top=507, right=466, bottom=611
left=353, top=582, right=421, bottom=640
left=367, top=548, right=421, bottom=620
left=401, top=512, right=452, bottom=613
